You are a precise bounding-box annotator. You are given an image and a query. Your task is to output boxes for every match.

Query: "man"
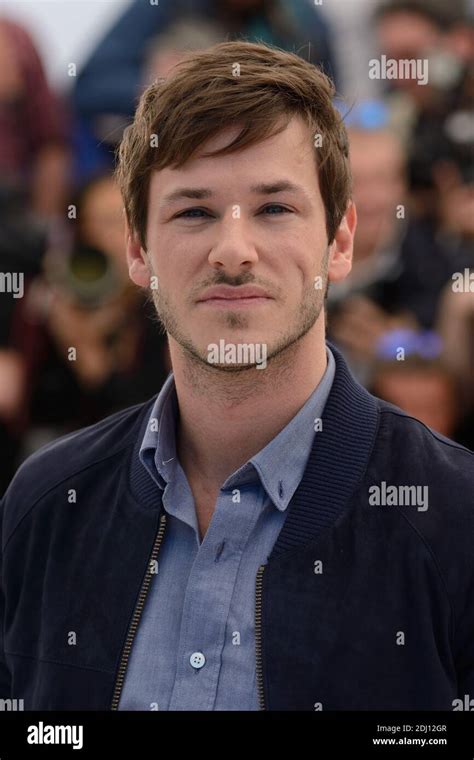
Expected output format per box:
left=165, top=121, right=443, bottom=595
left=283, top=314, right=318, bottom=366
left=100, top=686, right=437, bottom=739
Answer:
left=1, top=41, right=473, bottom=711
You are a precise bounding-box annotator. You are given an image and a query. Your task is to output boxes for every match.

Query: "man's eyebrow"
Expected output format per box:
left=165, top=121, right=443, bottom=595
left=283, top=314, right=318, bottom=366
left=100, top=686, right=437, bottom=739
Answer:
left=160, top=180, right=308, bottom=206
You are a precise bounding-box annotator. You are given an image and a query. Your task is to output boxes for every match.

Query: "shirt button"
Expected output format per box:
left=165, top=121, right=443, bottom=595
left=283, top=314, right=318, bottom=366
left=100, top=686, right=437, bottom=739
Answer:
left=189, top=652, right=206, bottom=669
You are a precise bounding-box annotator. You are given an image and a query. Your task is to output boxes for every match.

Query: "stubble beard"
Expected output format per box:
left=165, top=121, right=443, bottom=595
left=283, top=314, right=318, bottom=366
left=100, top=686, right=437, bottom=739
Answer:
left=148, top=248, right=329, bottom=375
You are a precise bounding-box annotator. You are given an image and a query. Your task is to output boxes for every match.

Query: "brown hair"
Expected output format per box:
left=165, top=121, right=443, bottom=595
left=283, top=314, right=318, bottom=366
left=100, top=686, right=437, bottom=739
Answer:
left=116, top=40, right=352, bottom=249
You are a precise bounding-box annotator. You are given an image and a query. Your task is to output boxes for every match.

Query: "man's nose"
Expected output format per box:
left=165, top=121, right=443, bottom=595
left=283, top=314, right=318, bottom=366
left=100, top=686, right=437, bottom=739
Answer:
left=207, top=216, right=259, bottom=274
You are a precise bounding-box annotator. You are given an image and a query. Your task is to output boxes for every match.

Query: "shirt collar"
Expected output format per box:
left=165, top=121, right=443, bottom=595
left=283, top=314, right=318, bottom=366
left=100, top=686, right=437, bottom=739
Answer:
left=140, top=371, right=178, bottom=491
left=139, top=346, right=336, bottom=512
left=242, top=346, right=335, bottom=510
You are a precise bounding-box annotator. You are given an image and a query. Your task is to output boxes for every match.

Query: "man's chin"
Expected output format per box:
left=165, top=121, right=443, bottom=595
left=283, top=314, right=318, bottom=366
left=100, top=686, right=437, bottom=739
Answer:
left=201, top=361, right=265, bottom=373
left=192, top=336, right=270, bottom=371
left=169, top=307, right=322, bottom=370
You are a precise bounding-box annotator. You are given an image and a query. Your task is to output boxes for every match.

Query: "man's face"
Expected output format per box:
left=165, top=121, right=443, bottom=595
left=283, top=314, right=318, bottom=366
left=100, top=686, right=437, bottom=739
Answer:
left=376, top=11, right=441, bottom=63
left=349, top=129, right=406, bottom=255
left=127, top=115, right=354, bottom=370
left=376, top=11, right=442, bottom=101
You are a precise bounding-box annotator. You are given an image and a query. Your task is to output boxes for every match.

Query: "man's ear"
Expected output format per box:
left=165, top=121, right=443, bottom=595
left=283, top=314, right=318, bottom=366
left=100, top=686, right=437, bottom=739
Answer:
left=125, top=221, right=150, bottom=288
left=327, top=200, right=357, bottom=284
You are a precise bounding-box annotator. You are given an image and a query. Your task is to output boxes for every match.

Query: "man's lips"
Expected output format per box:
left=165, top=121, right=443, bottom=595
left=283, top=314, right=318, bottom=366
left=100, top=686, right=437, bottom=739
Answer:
left=196, top=285, right=272, bottom=305
left=198, top=297, right=271, bottom=308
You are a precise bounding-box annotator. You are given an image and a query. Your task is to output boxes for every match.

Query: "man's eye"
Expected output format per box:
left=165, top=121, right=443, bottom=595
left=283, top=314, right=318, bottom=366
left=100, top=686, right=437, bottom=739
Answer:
left=261, top=204, right=292, bottom=215
left=175, top=208, right=210, bottom=219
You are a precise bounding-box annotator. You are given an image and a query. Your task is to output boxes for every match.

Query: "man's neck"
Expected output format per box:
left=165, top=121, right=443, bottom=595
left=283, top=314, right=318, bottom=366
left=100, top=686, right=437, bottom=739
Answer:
left=171, top=322, right=328, bottom=490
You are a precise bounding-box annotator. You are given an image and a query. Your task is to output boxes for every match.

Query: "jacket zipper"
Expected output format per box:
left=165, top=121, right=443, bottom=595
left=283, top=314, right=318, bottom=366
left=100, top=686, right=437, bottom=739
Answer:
left=111, top=515, right=265, bottom=710
left=255, top=563, right=266, bottom=710
left=110, top=512, right=167, bottom=710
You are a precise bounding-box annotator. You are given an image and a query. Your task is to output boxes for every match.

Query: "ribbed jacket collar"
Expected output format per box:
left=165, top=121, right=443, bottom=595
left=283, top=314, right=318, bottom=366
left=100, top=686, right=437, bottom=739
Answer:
left=129, top=342, right=380, bottom=559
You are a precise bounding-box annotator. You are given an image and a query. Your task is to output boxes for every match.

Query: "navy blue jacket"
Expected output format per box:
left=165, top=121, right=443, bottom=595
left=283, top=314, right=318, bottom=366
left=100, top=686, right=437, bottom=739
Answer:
left=1, top=345, right=473, bottom=710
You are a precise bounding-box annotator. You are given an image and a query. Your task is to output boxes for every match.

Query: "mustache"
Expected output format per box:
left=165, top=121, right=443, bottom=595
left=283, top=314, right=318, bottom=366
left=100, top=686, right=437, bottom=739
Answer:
left=189, top=272, right=280, bottom=302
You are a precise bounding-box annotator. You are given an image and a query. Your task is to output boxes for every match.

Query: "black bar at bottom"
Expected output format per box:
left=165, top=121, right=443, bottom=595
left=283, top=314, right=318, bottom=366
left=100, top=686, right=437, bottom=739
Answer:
left=0, top=711, right=474, bottom=757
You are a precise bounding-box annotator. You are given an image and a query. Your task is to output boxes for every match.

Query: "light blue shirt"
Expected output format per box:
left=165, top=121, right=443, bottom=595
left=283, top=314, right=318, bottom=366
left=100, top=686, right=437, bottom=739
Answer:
left=118, top=347, right=336, bottom=710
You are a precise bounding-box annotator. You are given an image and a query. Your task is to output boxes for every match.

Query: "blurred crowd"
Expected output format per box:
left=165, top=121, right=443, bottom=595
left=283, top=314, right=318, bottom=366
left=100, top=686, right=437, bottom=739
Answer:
left=0, top=0, right=473, bottom=495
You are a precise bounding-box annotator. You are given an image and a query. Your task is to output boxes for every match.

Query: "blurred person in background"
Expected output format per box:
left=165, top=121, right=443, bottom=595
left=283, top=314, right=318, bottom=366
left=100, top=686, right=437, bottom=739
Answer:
left=0, top=17, right=70, bottom=223
left=373, top=0, right=474, bottom=220
left=433, top=161, right=474, bottom=244
left=373, top=0, right=473, bottom=453
left=374, top=0, right=466, bottom=110
left=370, top=334, right=463, bottom=441
left=142, top=17, right=224, bottom=82
left=318, top=0, right=382, bottom=100
left=327, top=122, right=472, bottom=383
left=72, top=0, right=337, bottom=181
left=0, top=186, right=47, bottom=496
left=0, top=16, right=71, bottom=493
left=437, top=279, right=474, bottom=450
left=0, top=347, right=25, bottom=498
left=6, top=173, right=170, bottom=465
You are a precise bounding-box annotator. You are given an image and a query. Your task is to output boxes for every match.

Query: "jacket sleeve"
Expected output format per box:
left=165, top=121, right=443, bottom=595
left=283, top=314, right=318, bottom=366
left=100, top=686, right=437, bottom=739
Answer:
left=454, top=571, right=474, bottom=704
left=0, top=495, right=12, bottom=698
left=73, top=0, right=177, bottom=118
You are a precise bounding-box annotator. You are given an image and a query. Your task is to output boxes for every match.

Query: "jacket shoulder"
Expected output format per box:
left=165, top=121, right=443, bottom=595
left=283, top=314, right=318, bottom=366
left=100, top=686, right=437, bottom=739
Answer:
left=1, top=397, right=156, bottom=548
left=370, top=398, right=474, bottom=530
left=376, top=398, right=473, bottom=471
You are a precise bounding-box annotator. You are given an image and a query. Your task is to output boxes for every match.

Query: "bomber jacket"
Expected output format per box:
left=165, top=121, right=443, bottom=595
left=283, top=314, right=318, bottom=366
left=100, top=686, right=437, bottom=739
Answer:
left=1, top=344, right=474, bottom=711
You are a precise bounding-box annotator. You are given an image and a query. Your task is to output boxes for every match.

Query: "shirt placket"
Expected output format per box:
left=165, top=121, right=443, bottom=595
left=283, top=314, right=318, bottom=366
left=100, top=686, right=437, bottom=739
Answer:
left=168, top=485, right=260, bottom=710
